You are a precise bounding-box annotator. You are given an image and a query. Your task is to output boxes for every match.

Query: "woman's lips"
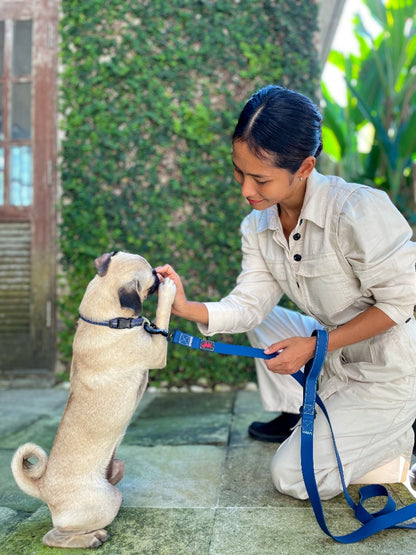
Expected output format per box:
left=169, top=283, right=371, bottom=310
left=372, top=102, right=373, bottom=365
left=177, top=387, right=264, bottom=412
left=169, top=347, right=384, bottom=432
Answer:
left=247, top=198, right=263, bottom=205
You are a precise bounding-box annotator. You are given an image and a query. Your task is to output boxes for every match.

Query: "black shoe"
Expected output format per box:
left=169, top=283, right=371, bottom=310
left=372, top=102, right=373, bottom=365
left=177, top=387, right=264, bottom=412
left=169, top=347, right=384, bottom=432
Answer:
left=248, top=412, right=300, bottom=443
left=413, top=419, right=416, bottom=455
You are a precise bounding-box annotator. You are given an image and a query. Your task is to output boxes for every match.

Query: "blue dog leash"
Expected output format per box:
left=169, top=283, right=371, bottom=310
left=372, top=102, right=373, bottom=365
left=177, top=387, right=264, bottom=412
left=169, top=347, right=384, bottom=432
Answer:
left=169, top=329, right=277, bottom=359
left=299, top=329, right=416, bottom=542
left=170, top=328, right=416, bottom=542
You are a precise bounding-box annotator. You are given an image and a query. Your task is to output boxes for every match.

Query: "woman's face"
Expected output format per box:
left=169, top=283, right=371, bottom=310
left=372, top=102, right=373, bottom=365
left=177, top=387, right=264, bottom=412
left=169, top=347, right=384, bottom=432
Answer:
left=232, top=140, right=304, bottom=211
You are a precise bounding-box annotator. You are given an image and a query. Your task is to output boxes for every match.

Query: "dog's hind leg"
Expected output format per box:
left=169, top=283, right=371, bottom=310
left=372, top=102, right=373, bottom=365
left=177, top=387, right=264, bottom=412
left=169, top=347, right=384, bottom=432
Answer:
left=45, top=484, right=122, bottom=548
left=43, top=527, right=109, bottom=548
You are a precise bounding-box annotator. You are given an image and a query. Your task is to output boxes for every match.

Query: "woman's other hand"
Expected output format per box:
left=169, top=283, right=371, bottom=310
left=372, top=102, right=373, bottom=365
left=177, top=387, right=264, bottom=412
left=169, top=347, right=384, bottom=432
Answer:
left=264, top=336, right=316, bottom=375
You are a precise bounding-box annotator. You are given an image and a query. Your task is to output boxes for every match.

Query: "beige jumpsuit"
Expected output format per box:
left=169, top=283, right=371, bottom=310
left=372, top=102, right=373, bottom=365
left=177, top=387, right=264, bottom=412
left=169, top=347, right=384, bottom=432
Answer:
left=199, top=170, right=416, bottom=500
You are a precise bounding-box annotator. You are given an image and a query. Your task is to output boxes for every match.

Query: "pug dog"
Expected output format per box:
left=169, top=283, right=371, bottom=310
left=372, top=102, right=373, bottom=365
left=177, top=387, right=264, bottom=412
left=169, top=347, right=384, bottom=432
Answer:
left=11, top=251, right=176, bottom=548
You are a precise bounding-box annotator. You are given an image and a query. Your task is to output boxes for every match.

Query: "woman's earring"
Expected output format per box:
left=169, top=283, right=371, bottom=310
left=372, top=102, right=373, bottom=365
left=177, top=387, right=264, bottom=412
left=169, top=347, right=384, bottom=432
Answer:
left=299, top=176, right=303, bottom=181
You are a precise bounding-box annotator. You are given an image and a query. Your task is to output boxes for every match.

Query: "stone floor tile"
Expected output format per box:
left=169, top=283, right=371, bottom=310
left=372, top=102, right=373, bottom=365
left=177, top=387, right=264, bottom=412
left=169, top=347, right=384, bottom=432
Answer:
left=117, top=444, right=226, bottom=508
left=0, top=391, right=165, bottom=452
left=124, top=391, right=235, bottom=446
left=0, top=389, right=68, bottom=437
left=229, top=411, right=280, bottom=447
left=1, top=506, right=60, bottom=555
left=218, top=444, right=296, bottom=509
left=209, top=506, right=416, bottom=555
left=137, top=391, right=236, bottom=419
left=229, top=391, right=283, bottom=448
left=124, top=412, right=231, bottom=446
left=105, top=507, right=214, bottom=555
left=1, top=505, right=214, bottom=555
left=130, top=390, right=165, bottom=416
left=0, top=506, right=30, bottom=545
left=233, top=390, right=270, bottom=415
left=0, top=415, right=61, bottom=451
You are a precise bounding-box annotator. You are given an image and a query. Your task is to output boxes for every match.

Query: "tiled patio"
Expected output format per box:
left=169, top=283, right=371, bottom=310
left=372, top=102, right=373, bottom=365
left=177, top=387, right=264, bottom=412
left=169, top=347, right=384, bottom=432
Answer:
left=0, top=387, right=415, bottom=554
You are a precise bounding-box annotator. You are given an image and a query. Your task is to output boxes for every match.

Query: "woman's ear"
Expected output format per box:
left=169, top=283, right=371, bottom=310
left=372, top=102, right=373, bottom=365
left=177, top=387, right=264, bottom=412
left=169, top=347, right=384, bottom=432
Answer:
left=298, top=156, right=316, bottom=180
left=118, top=281, right=142, bottom=316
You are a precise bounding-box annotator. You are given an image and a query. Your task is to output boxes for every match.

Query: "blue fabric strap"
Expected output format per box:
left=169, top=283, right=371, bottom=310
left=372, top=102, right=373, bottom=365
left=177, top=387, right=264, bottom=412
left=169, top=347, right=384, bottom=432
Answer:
left=300, top=329, right=416, bottom=543
left=170, top=329, right=277, bottom=359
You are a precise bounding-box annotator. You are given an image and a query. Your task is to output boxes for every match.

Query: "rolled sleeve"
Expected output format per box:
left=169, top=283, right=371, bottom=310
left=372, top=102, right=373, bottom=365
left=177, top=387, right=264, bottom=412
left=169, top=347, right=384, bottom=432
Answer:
left=338, top=188, right=416, bottom=324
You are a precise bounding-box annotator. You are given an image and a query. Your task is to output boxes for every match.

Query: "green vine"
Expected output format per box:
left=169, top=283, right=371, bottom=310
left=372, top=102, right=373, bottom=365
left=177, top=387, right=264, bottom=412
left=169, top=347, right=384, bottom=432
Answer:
left=58, top=0, right=319, bottom=386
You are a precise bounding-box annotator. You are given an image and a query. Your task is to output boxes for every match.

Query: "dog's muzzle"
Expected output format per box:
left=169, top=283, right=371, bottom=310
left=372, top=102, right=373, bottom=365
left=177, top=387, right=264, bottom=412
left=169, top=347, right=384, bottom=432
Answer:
left=148, top=269, right=160, bottom=296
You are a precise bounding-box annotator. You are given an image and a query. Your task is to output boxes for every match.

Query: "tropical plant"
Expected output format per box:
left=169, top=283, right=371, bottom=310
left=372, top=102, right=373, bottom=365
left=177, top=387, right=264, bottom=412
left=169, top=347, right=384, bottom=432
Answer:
left=321, top=0, right=416, bottom=222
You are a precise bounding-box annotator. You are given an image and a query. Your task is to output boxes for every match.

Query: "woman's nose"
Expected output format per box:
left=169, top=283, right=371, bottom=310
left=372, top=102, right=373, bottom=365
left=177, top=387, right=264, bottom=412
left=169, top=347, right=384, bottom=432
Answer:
left=241, top=177, right=256, bottom=198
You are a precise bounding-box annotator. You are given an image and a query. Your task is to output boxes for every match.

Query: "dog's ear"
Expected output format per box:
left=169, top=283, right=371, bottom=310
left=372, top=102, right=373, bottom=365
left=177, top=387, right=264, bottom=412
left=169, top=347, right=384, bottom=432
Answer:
left=94, top=253, right=113, bottom=277
left=118, top=281, right=142, bottom=316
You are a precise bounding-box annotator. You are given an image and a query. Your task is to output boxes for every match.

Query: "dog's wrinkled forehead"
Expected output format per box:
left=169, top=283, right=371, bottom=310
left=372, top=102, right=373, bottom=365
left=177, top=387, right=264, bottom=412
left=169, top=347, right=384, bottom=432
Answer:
left=93, top=252, right=158, bottom=294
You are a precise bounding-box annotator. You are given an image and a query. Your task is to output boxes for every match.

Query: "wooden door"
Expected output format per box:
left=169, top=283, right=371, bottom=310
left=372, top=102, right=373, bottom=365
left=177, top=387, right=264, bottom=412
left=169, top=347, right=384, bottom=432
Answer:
left=0, top=0, right=58, bottom=384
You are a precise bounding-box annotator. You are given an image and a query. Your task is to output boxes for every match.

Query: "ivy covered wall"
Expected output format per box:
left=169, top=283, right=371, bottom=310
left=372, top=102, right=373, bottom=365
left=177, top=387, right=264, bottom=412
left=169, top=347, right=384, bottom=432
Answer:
left=59, top=0, right=320, bottom=387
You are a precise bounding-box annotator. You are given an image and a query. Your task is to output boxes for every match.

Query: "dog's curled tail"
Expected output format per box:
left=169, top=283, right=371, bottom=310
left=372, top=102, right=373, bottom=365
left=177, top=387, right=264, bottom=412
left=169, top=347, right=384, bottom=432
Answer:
left=11, top=443, right=48, bottom=500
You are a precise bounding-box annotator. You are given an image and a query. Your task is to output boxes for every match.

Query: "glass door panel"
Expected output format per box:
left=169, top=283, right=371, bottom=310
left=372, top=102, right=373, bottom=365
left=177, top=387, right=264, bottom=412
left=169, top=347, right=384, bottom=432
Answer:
left=11, top=82, right=31, bottom=139
left=0, top=19, right=33, bottom=208
left=12, top=20, right=32, bottom=76
left=10, top=145, right=32, bottom=205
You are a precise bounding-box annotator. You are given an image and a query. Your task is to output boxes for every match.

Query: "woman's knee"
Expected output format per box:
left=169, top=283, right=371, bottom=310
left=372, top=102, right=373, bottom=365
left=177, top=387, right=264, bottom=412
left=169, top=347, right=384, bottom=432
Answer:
left=271, top=436, right=308, bottom=500
left=270, top=431, right=346, bottom=501
left=250, top=306, right=318, bottom=345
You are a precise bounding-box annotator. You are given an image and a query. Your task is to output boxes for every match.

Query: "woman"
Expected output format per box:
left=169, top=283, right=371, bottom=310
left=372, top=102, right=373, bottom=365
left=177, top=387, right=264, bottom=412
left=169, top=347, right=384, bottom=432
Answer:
left=157, top=85, right=416, bottom=500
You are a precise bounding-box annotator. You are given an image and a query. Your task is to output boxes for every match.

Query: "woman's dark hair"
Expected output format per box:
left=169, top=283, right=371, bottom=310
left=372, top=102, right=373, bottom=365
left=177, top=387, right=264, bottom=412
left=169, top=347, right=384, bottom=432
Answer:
left=232, top=85, right=323, bottom=173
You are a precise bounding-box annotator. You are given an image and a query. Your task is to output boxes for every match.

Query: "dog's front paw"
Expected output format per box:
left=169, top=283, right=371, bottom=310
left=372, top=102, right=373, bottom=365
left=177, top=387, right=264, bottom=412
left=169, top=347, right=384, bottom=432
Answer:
left=159, top=277, right=176, bottom=305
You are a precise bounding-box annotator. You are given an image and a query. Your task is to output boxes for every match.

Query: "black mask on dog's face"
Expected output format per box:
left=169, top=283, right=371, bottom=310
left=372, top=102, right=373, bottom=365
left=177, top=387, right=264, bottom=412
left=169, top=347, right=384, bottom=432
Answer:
left=148, top=269, right=160, bottom=296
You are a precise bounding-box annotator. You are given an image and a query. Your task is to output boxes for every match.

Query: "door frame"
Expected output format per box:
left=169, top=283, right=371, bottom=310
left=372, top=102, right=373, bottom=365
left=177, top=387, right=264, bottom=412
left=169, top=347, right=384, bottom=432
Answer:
left=0, top=0, right=59, bottom=382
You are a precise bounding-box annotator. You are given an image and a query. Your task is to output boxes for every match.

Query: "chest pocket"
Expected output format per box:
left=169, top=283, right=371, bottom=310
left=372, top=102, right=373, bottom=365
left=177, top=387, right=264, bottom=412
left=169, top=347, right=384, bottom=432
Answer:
left=295, top=253, right=357, bottom=314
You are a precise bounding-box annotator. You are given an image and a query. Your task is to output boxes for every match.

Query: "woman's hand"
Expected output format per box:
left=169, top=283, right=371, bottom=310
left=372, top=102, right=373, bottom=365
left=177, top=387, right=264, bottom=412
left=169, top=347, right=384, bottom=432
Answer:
left=264, top=336, right=316, bottom=375
left=155, top=264, right=188, bottom=316
left=155, top=264, right=209, bottom=325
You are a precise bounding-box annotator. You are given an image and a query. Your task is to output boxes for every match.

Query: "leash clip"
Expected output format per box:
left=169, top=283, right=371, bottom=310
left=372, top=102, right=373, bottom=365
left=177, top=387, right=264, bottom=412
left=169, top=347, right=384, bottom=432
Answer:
left=143, top=320, right=170, bottom=338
